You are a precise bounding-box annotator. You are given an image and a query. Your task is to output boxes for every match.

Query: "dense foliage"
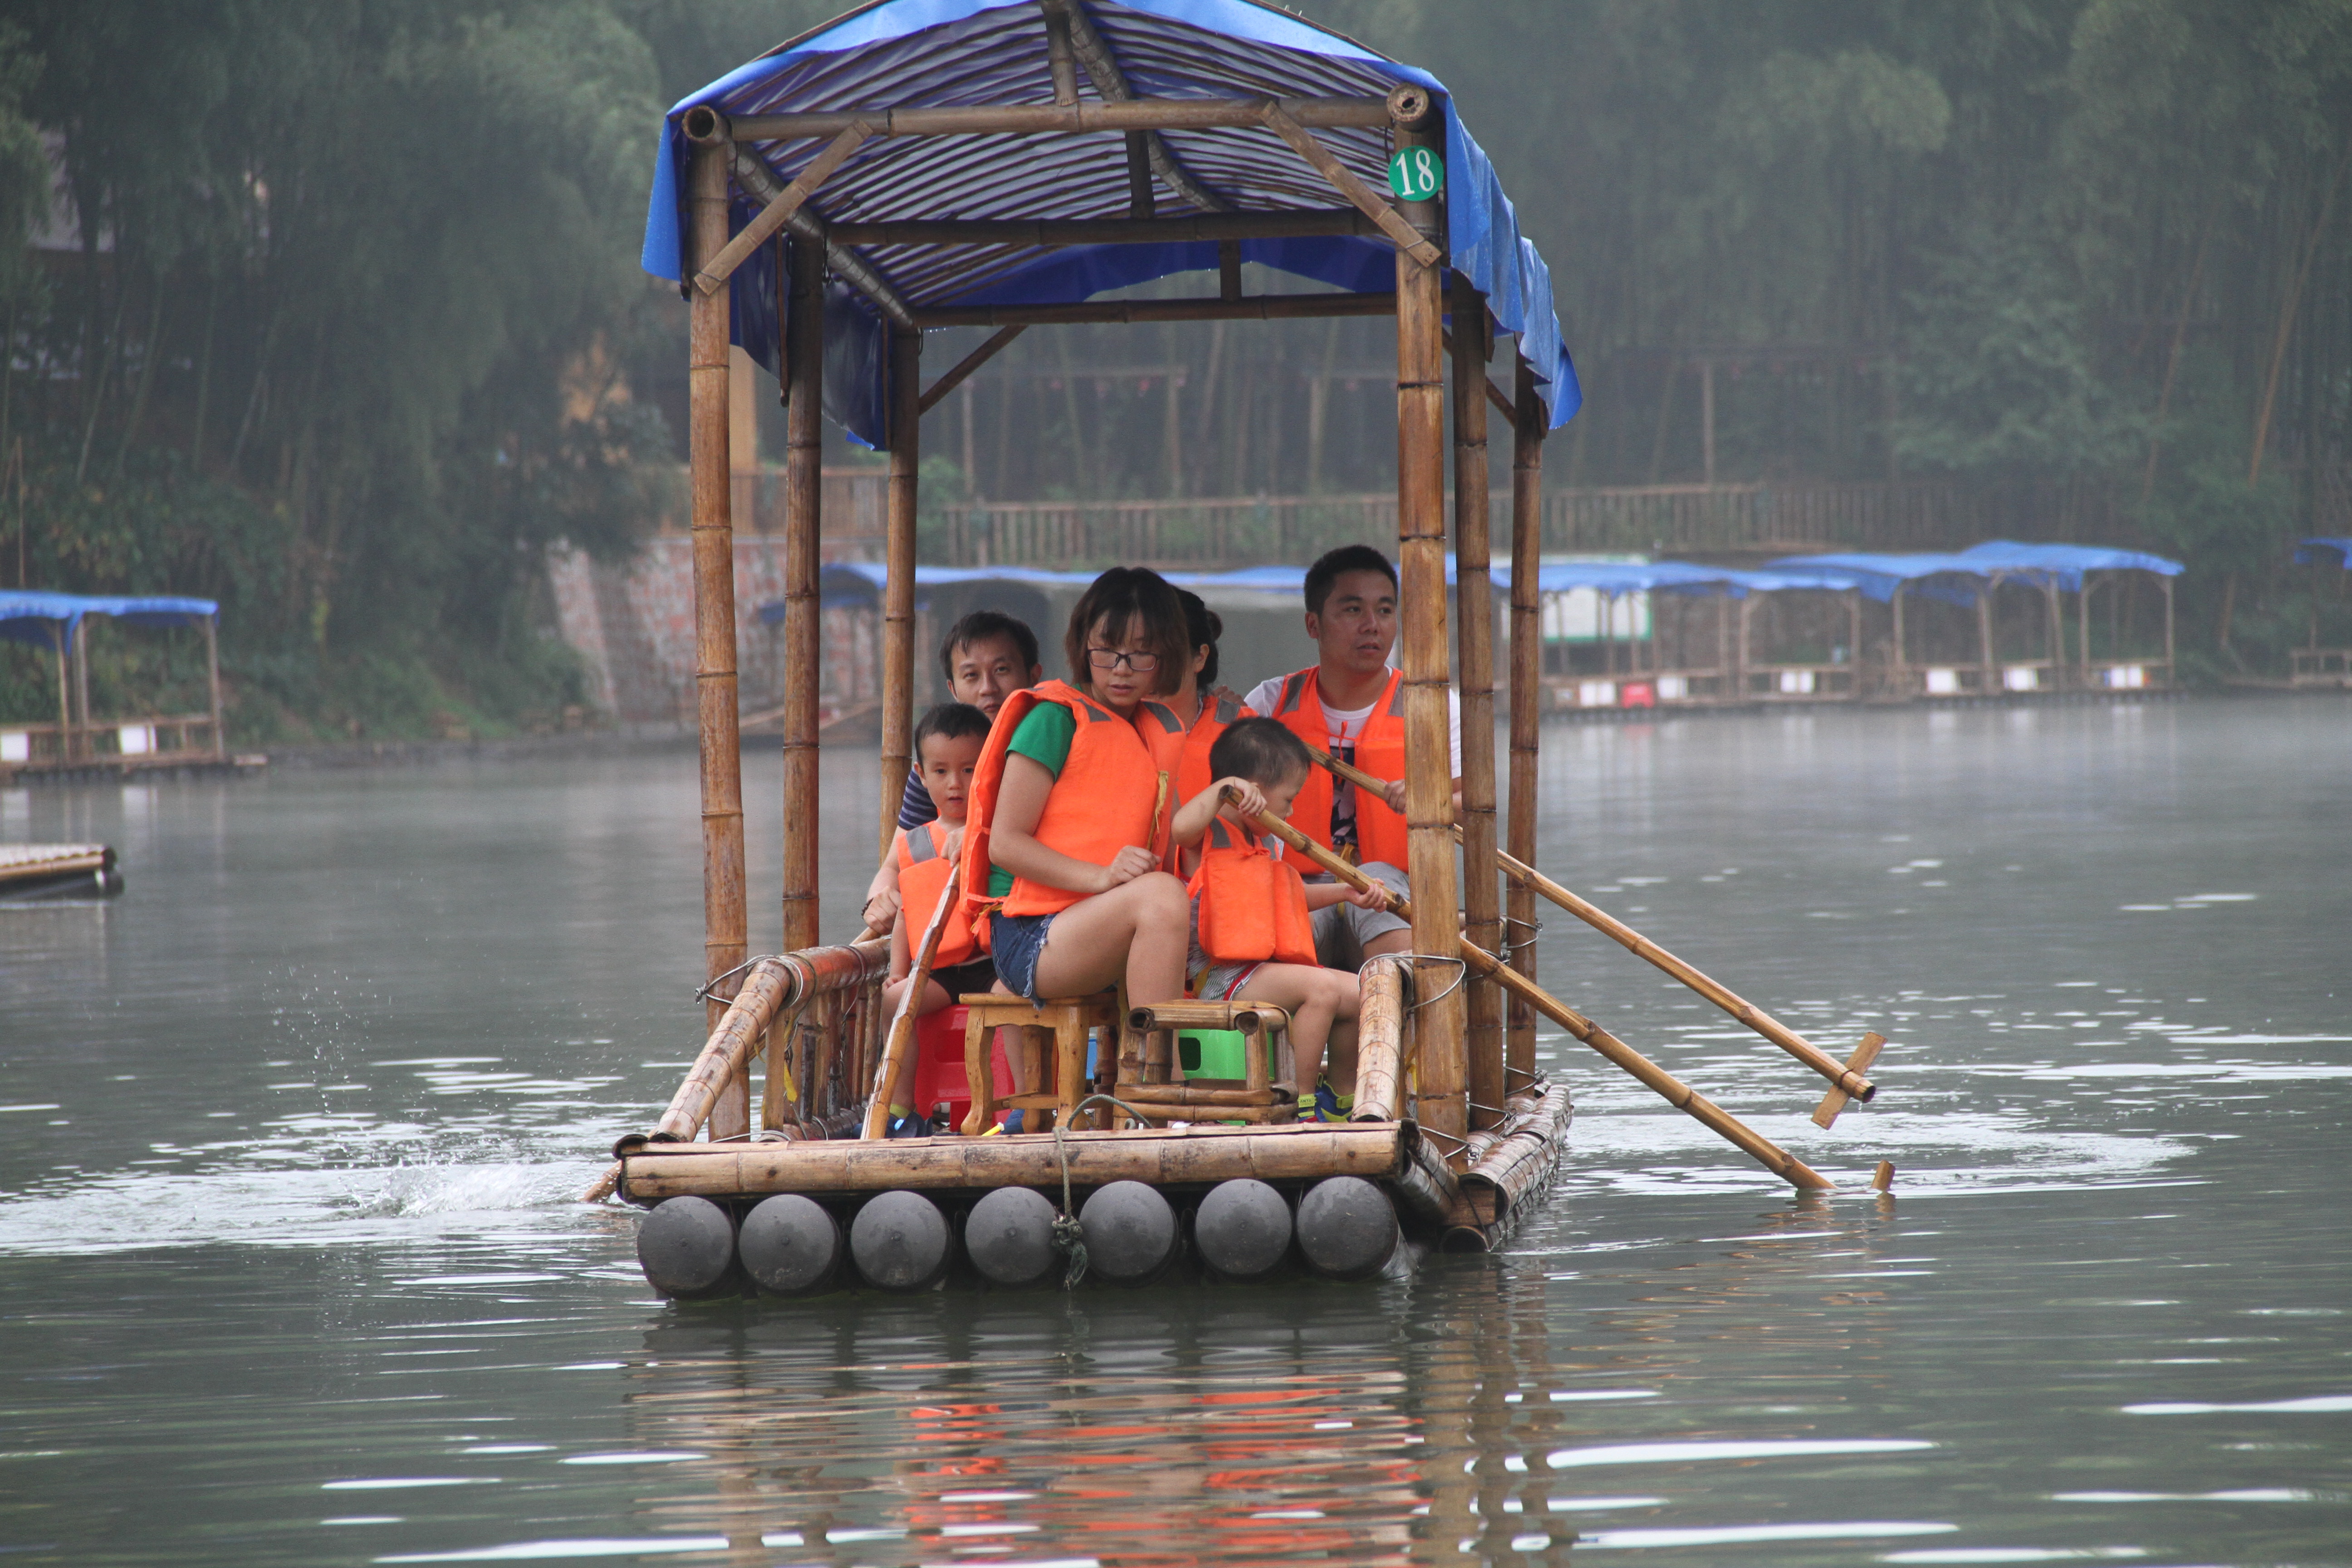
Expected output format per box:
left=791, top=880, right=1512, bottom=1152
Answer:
left=2, top=0, right=2347, bottom=731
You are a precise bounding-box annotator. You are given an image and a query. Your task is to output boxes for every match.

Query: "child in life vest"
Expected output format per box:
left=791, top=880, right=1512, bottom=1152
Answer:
left=880, top=704, right=995, bottom=1128
left=1168, top=717, right=1394, bottom=1117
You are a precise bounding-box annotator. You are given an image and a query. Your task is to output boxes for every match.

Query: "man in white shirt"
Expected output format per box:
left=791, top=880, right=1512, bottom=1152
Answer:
left=1242, top=545, right=1463, bottom=972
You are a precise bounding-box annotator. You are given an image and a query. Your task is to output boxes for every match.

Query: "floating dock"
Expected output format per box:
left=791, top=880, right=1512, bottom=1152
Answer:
left=0, top=843, right=124, bottom=902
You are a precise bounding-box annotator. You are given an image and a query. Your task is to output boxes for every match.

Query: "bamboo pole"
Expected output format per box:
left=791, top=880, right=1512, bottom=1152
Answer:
left=914, top=293, right=1394, bottom=328
left=1353, top=953, right=1410, bottom=1123
left=1260, top=102, right=1440, bottom=266
left=50, top=622, right=68, bottom=760
left=202, top=612, right=224, bottom=759
left=918, top=323, right=1024, bottom=414
left=72, top=618, right=90, bottom=762
left=687, top=136, right=750, bottom=1060
left=781, top=231, right=823, bottom=953
left=1507, top=353, right=1543, bottom=1082
left=1044, top=0, right=1229, bottom=214
left=879, top=323, right=921, bottom=858
left=724, top=96, right=1392, bottom=143
left=657, top=956, right=796, bottom=1141
left=1451, top=272, right=1503, bottom=1130
left=727, top=144, right=916, bottom=332
left=1300, top=739, right=1877, bottom=1104
left=835, top=210, right=1376, bottom=249
left=692, top=120, right=871, bottom=296
left=1234, top=795, right=1831, bottom=1189
left=618, top=1119, right=1408, bottom=1198
left=862, top=858, right=961, bottom=1138
left=1392, top=110, right=1467, bottom=1146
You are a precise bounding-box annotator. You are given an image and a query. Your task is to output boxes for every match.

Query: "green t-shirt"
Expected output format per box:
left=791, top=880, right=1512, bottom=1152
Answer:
left=988, top=701, right=1078, bottom=898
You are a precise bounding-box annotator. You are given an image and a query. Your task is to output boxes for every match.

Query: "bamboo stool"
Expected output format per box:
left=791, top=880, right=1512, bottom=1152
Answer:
left=1118, top=1001, right=1298, bottom=1125
left=958, top=991, right=1122, bottom=1135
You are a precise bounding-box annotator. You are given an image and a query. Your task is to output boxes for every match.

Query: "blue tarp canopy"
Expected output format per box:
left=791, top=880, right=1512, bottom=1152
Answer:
left=1535, top=560, right=1744, bottom=597
left=1956, top=540, right=2183, bottom=592
left=2294, top=537, right=2352, bottom=569
left=645, top=0, right=1578, bottom=451
left=0, top=591, right=218, bottom=650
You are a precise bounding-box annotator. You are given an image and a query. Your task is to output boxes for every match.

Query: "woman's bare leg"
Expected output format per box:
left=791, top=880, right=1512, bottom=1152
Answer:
left=1029, top=871, right=1191, bottom=1004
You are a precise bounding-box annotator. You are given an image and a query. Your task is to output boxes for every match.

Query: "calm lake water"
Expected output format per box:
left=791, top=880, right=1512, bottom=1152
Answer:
left=3, top=698, right=2347, bottom=1566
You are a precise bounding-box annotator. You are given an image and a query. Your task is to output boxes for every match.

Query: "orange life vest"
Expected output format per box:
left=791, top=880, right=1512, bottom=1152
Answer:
left=1132, top=698, right=1189, bottom=868
left=1269, top=666, right=1409, bottom=868
left=1172, top=689, right=1254, bottom=818
left=960, top=680, right=1166, bottom=929
left=894, top=819, right=979, bottom=969
left=1189, top=819, right=1318, bottom=967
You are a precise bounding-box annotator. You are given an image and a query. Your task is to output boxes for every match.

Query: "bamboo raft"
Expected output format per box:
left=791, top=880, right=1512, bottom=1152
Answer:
left=0, top=843, right=123, bottom=902
left=602, top=1, right=1887, bottom=1297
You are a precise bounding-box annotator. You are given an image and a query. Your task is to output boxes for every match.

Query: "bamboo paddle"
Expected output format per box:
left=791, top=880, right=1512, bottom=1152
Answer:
left=860, top=856, right=963, bottom=1140
left=1221, top=789, right=1831, bottom=1190
left=1303, top=744, right=1882, bottom=1117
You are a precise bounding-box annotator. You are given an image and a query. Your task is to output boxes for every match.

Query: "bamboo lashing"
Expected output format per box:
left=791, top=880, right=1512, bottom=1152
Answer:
left=692, top=120, right=871, bottom=296
left=1220, top=791, right=1831, bottom=1191
left=657, top=956, right=798, bottom=1141
left=1300, top=743, right=1881, bottom=1108
left=862, top=858, right=963, bottom=1139
left=1257, top=101, right=1441, bottom=268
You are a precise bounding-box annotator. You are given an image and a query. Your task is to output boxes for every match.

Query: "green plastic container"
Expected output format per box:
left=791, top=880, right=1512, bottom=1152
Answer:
left=1177, top=1028, right=1248, bottom=1080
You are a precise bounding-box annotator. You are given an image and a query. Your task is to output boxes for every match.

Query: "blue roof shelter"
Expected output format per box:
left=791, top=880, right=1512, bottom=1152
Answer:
left=0, top=592, right=223, bottom=769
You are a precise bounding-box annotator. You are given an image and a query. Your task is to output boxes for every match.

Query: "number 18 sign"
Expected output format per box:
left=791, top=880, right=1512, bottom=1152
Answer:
left=1387, top=145, right=1444, bottom=201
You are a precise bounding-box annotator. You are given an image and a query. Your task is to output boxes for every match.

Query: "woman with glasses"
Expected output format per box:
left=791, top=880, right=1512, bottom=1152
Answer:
left=960, top=568, right=1208, bottom=1012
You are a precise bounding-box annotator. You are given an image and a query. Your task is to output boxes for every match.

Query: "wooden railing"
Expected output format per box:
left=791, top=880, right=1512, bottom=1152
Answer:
left=0, top=713, right=221, bottom=769
left=935, top=480, right=1976, bottom=568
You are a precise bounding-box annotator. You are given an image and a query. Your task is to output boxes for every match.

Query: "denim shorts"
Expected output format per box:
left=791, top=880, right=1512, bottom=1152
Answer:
left=986, top=911, right=1057, bottom=1000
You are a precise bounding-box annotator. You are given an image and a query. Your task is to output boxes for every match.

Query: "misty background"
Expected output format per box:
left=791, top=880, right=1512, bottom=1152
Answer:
left=1, top=0, right=2345, bottom=738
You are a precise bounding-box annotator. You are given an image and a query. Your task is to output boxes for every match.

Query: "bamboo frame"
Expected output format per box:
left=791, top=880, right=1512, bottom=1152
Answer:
left=879, top=323, right=921, bottom=857
left=918, top=323, right=1024, bottom=414
left=861, top=857, right=960, bottom=1138
left=728, top=144, right=917, bottom=330
left=725, top=96, right=1392, bottom=142
left=1392, top=112, right=1467, bottom=1145
left=833, top=210, right=1377, bottom=248
left=1043, top=0, right=1230, bottom=214
left=1352, top=953, right=1410, bottom=1124
left=619, top=1119, right=1410, bottom=1200
left=687, top=140, right=750, bottom=1070
left=1450, top=272, right=1503, bottom=1130
left=694, top=120, right=871, bottom=295
left=781, top=231, right=824, bottom=952
left=1259, top=101, right=1441, bottom=267
left=1506, top=353, right=1542, bottom=1080
left=914, top=292, right=1395, bottom=328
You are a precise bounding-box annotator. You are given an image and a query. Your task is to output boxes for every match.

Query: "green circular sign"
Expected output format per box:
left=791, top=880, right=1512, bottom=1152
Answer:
left=1387, top=145, right=1445, bottom=201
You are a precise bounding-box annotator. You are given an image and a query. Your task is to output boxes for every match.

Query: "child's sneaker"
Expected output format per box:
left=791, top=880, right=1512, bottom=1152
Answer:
left=1311, top=1082, right=1343, bottom=1122
left=1000, top=1108, right=1025, bottom=1135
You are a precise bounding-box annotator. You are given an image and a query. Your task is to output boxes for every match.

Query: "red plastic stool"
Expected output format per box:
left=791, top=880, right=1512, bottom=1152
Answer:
left=909, top=1006, right=1014, bottom=1131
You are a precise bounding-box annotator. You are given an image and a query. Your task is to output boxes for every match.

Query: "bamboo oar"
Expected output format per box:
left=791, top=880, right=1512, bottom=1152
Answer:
left=860, top=857, right=963, bottom=1140
left=1224, top=792, right=1830, bottom=1190
left=1303, top=744, right=1881, bottom=1115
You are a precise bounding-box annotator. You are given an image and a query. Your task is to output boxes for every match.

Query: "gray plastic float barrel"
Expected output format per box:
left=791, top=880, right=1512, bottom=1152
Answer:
left=636, top=1195, right=737, bottom=1298
left=964, top=1187, right=1060, bottom=1288
left=1193, top=1178, right=1294, bottom=1281
left=849, top=1190, right=952, bottom=1290
left=1078, top=1180, right=1178, bottom=1285
left=1295, top=1176, right=1398, bottom=1279
left=738, top=1194, right=842, bottom=1296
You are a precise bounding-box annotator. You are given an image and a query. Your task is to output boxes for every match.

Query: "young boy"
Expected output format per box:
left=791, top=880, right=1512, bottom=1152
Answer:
left=1169, top=717, right=1392, bottom=1120
left=863, top=612, right=1043, bottom=932
left=879, top=703, right=995, bottom=1133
